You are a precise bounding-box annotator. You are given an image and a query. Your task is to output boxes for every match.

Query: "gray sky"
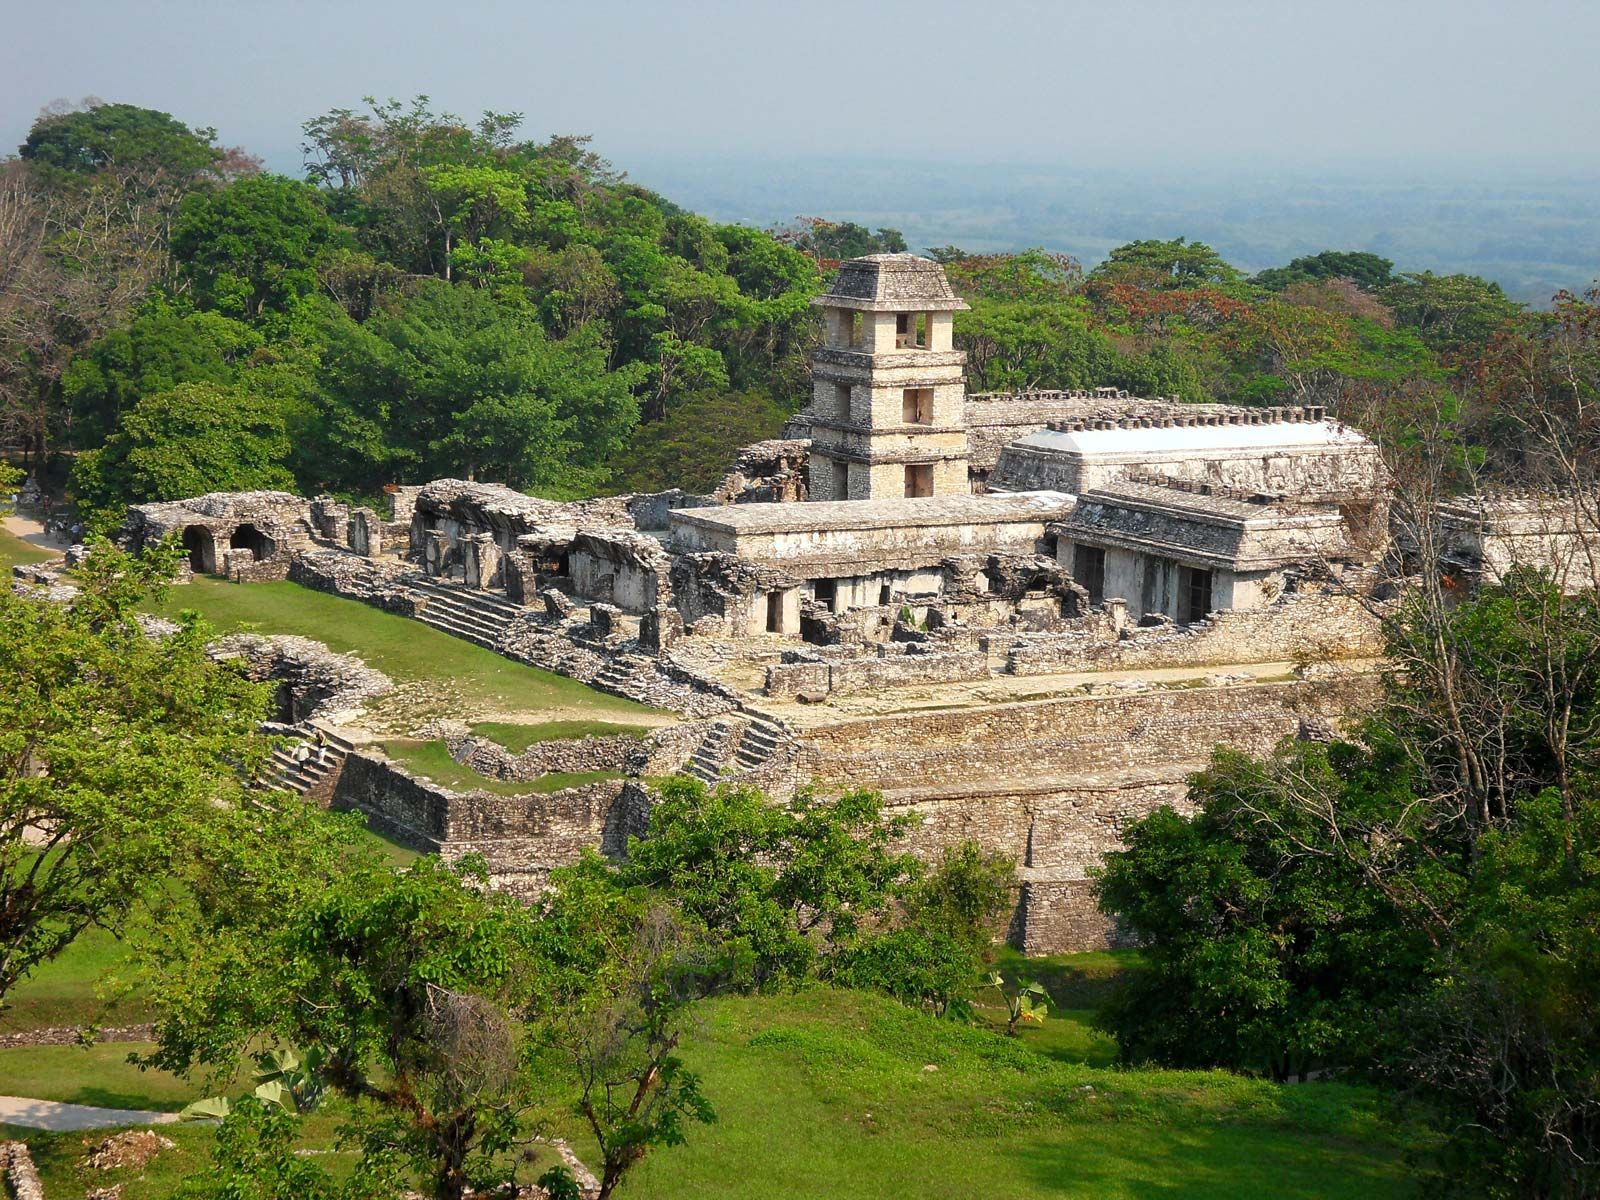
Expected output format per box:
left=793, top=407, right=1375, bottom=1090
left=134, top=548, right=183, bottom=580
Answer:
left=2, top=0, right=1597, bottom=176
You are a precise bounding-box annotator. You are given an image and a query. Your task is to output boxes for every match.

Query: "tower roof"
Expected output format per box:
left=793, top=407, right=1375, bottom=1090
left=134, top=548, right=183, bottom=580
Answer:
left=812, top=253, right=970, bottom=312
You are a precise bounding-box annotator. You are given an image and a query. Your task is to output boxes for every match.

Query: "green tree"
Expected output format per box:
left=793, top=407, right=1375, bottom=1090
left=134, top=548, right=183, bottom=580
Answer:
left=62, top=302, right=258, bottom=446
left=1252, top=250, right=1395, bottom=293
left=172, top=174, right=345, bottom=317
left=1381, top=271, right=1522, bottom=356
left=0, top=540, right=315, bottom=1008
left=71, top=381, right=294, bottom=532
left=149, top=856, right=542, bottom=1200
left=20, top=100, right=227, bottom=180
left=1090, top=237, right=1244, bottom=291
left=1095, top=743, right=1428, bottom=1079
left=531, top=856, right=717, bottom=1200
left=618, top=778, right=918, bottom=989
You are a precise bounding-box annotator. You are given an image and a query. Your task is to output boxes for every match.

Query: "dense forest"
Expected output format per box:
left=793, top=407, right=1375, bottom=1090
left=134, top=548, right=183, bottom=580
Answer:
left=0, top=96, right=1576, bottom=531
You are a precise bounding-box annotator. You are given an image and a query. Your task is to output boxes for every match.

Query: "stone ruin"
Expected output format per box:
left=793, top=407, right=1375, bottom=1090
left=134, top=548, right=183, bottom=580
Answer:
left=81, top=253, right=1599, bottom=954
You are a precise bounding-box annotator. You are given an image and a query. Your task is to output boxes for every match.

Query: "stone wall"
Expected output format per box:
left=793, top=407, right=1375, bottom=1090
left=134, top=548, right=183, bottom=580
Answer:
left=1001, top=586, right=1383, bottom=675
left=784, top=673, right=1379, bottom=952
left=333, top=752, right=651, bottom=896
left=766, top=644, right=991, bottom=698
left=796, top=675, right=1374, bottom=791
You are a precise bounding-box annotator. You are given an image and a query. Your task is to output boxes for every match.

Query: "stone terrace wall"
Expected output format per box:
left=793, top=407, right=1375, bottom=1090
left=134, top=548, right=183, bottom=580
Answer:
left=789, top=673, right=1379, bottom=952
left=1002, top=587, right=1383, bottom=675
left=766, top=645, right=991, bottom=699
left=796, top=674, right=1377, bottom=794
left=333, top=753, right=650, bottom=896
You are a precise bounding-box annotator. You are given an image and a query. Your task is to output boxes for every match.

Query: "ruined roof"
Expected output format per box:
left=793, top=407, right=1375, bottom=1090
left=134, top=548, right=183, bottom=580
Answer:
left=669, top=491, right=1073, bottom=538
left=812, top=253, right=971, bottom=313
left=1062, top=481, right=1353, bottom=569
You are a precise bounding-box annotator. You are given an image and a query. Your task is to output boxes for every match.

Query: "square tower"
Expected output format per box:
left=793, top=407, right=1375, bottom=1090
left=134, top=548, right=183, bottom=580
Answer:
left=806, top=254, right=971, bottom=501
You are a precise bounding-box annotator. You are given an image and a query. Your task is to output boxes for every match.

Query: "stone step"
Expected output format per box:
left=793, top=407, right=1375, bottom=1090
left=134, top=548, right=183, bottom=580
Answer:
left=414, top=611, right=504, bottom=649
left=407, top=578, right=525, bottom=618
left=412, top=597, right=513, bottom=633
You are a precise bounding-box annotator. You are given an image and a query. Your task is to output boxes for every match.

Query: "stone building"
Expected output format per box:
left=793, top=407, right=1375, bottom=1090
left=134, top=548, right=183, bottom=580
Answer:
left=101, top=252, right=1600, bottom=955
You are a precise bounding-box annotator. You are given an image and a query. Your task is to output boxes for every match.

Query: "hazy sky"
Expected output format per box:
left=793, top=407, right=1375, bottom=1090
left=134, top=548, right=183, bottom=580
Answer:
left=2, top=0, right=1597, bottom=177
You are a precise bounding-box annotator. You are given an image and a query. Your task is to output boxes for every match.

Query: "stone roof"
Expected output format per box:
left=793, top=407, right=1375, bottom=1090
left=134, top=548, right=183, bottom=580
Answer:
left=812, top=253, right=971, bottom=313
left=1013, top=414, right=1363, bottom=457
left=670, top=491, right=1073, bottom=538
left=1062, top=481, right=1353, bottom=570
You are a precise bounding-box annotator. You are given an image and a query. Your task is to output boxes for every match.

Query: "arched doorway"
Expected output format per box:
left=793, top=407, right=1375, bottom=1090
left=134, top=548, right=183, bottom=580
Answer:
left=228, top=523, right=275, bottom=562
left=181, top=525, right=216, bottom=574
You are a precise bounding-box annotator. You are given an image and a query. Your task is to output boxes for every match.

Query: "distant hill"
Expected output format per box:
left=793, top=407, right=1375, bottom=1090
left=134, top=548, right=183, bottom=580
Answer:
left=630, top=155, right=1600, bottom=307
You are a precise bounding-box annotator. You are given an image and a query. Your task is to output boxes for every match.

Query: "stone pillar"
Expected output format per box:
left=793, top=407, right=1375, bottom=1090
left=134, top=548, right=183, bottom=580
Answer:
left=387, top=485, right=422, bottom=526
left=424, top=530, right=451, bottom=578
left=461, top=532, right=502, bottom=590
left=640, top=606, right=683, bottom=653
left=347, top=507, right=382, bottom=558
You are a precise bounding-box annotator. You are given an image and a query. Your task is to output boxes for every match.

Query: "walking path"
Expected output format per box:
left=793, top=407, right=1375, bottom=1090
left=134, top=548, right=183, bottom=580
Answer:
left=2, top=513, right=63, bottom=550
left=0, top=1096, right=180, bottom=1132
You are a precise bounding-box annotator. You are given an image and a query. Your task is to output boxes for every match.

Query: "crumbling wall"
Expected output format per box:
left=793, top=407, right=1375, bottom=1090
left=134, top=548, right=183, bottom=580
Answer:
left=569, top=530, right=672, bottom=613
left=1002, top=585, right=1383, bottom=675
left=766, top=644, right=991, bottom=698
left=332, top=753, right=652, bottom=896
left=209, top=632, right=393, bottom=723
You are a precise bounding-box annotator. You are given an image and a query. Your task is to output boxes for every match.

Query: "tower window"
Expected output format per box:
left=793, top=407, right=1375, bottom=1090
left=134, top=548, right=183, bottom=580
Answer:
left=904, top=464, right=934, bottom=498
left=848, top=312, right=863, bottom=348
left=902, top=387, right=934, bottom=425
left=832, top=458, right=849, bottom=500
left=834, top=383, right=852, bottom=420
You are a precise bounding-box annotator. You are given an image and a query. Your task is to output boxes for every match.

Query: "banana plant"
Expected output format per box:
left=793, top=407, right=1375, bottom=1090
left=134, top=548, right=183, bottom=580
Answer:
left=179, top=1045, right=330, bottom=1121
left=984, top=972, right=1051, bottom=1036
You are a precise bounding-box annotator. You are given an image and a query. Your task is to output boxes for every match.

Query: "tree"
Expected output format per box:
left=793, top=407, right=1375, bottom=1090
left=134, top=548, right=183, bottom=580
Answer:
left=1382, top=271, right=1521, bottom=356
left=1253, top=250, right=1395, bottom=294
left=172, top=175, right=346, bottom=318
left=0, top=159, right=169, bottom=471
left=20, top=100, right=227, bottom=181
left=71, top=381, right=294, bottom=532
left=1095, top=743, right=1429, bottom=1079
left=1090, top=238, right=1244, bottom=291
left=62, top=301, right=258, bottom=446
left=617, top=778, right=918, bottom=989
left=313, top=282, right=639, bottom=495
left=149, top=856, right=543, bottom=1200
left=831, top=841, right=1014, bottom=1018
left=531, top=857, right=717, bottom=1200
left=0, top=540, right=313, bottom=1008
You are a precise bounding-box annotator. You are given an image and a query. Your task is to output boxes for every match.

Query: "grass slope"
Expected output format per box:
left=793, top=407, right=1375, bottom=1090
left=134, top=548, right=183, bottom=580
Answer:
left=381, top=738, right=621, bottom=795
left=470, top=719, right=649, bottom=752
left=0, top=524, right=55, bottom=570
left=147, top=577, right=657, bottom=725
left=615, top=988, right=1415, bottom=1200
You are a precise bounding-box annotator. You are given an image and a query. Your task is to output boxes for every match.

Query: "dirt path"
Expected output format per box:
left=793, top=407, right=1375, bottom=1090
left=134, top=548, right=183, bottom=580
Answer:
left=2, top=513, right=65, bottom=551
left=0, top=1095, right=180, bottom=1132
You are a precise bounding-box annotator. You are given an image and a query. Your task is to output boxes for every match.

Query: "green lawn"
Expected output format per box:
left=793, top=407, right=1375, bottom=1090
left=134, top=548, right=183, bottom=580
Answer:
left=2, top=928, right=146, bottom=1033
left=0, top=523, right=56, bottom=570
left=0, top=1043, right=217, bottom=1111
left=470, top=718, right=650, bottom=752
left=611, top=987, right=1417, bottom=1200
left=146, top=577, right=662, bottom=727
left=381, top=738, right=622, bottom=795
left=1, top=979, right=1419, bottom=1199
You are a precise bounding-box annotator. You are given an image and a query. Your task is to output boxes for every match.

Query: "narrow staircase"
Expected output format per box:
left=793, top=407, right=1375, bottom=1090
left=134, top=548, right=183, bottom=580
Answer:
left=686, top=720, right=736, bottom=784
left=731, top=712, right=786, bottom=772
left=259, top=723, right=355, bottom=798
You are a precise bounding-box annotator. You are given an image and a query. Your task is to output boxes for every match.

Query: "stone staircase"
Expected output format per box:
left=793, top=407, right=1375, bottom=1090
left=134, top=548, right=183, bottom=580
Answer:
left=259, top=723, right=355, bottom=797
left=405, top=577, right=523, bottom=649
left=732, top=712, right=786, bottom=772
left=686, top=720, right=737, bottom=783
